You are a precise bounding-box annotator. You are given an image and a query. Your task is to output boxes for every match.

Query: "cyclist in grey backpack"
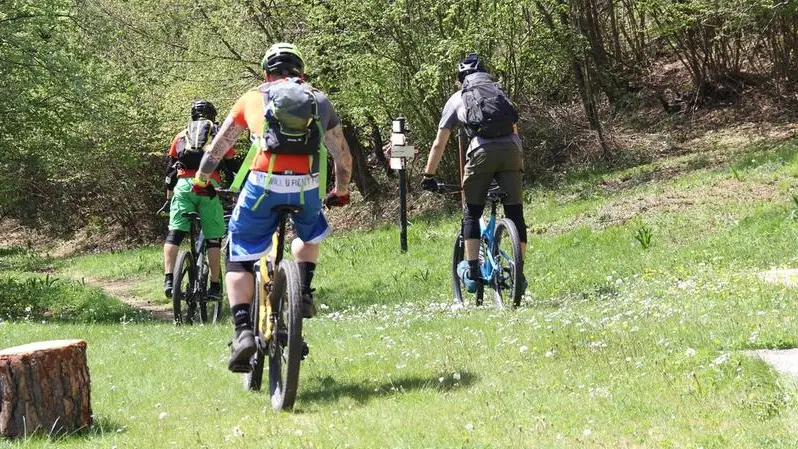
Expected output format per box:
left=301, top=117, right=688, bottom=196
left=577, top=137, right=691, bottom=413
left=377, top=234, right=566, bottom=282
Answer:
left=421, top=53, right=527, bottom=293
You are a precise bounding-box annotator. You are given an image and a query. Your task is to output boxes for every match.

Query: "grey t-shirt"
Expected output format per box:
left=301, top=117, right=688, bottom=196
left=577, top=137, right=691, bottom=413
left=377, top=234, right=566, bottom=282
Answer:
left=438, top=90, right=522, bottom=154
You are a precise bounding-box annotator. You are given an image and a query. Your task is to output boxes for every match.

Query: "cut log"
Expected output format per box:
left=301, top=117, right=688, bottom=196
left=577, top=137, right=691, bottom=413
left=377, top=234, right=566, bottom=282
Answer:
left=0, top=339, right=92, bottom=437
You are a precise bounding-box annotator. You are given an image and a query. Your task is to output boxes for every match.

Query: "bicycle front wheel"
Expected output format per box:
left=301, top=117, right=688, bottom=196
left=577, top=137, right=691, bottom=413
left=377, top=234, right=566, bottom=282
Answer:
left=268, top=260, right=303, bottom=412
left=172, top=251, right=195, bottom=325
left=492, top=218, right=523, bottom=308
left=198, top=258, right=210, bottom=324
left=451, top=230, right=465, bottom=306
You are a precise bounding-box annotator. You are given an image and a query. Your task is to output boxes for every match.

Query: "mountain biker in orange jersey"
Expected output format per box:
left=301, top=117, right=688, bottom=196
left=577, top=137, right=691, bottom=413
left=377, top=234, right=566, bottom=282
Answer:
left=162, top=100, right=236, bottom=301
left=192, top=43, right=353, bottom=372
left=421, top=53, right=527, bottom=293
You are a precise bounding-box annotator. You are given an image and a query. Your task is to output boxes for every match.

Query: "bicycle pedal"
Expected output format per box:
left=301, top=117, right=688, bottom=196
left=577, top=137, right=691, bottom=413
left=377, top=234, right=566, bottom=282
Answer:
left=229, top=362, right=252, bottom=374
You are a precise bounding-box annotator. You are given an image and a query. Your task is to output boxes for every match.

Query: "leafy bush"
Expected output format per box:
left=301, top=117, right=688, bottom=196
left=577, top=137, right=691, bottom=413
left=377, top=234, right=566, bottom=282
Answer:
left=0, top=247, right=51, bottom=272
left=0, top=275, right=151, bottom=323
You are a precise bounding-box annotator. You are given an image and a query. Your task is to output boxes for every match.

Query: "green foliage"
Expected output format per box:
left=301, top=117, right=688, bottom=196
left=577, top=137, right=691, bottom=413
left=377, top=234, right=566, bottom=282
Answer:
left=633, top=219, right=653, bottom=250
left=0, top=247, right=50, bottom=272
left=0, top=274, right=150, bottom=323
left=4, top=0, right=798, bottom=238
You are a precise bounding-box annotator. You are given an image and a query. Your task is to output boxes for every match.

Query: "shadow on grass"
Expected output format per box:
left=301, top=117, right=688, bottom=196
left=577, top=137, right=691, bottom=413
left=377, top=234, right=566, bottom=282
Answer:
left=298, top=371, right=478, bottom=406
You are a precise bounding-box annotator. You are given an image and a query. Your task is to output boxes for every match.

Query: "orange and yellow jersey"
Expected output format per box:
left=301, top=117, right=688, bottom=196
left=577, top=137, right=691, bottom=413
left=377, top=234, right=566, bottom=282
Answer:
left=229, top=80, right=340, bottom=174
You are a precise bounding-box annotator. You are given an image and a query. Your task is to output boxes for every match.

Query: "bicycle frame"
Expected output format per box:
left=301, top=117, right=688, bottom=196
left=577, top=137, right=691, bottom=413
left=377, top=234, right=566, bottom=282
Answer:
left=257, top=212, right=290, bottom=344
left=477, top=199, right=502, bottom=283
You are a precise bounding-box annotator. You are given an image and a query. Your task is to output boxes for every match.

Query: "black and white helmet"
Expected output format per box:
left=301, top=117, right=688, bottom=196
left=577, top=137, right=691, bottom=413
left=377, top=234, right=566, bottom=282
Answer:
left=457, top=52, right=485, bottom=83
left=191, top=100, right=217, bottom=121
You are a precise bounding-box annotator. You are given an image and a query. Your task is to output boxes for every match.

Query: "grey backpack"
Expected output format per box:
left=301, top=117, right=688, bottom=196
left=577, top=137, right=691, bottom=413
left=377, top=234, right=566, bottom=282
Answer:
left=262, top=80, right=322, bottom=155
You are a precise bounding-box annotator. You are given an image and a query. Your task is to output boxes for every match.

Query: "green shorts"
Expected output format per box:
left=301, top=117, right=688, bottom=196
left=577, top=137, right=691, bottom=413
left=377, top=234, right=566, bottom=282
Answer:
left=168, top=178, right=226, bottom=239
left=463, top=142, right=523, bottom=205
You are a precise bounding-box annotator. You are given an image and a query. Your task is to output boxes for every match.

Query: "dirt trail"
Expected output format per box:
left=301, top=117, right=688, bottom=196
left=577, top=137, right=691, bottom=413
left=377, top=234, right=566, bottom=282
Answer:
left=80, top=276, right=173, bottom=322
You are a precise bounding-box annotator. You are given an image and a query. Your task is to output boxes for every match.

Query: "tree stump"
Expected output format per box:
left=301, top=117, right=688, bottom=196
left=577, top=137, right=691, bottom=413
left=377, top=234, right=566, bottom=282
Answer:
left=0, top=339, right=92, bottom=437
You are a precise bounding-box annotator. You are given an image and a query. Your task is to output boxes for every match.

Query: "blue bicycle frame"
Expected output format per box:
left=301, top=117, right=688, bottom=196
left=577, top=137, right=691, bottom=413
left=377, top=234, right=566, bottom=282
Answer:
left=479, top=214, right=498, bottom=282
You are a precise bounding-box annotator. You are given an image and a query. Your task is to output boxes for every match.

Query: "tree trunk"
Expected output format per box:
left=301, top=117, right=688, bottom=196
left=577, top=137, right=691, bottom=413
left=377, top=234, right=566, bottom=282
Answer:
left=0, top=339, right=92, bottom=437
left=342, top=120, right=379, bottom=199
left=367, top=115, right=392, bottom=177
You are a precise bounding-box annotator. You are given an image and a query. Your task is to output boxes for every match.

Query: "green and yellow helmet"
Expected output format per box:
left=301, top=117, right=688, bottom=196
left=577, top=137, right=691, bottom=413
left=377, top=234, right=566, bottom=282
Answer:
left=261, top=42, right=305, bottom=76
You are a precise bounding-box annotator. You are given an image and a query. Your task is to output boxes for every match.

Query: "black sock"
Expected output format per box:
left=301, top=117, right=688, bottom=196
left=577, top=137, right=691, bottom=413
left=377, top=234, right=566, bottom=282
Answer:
left=210, top=281, right=220, bottom=290
left=164, top=273, right=173, bottom=283
left=468, top=260, right=479, bottom=281
left=232, top=304, right=251, bottom=330
left=298, top=262, right=316, bottom=294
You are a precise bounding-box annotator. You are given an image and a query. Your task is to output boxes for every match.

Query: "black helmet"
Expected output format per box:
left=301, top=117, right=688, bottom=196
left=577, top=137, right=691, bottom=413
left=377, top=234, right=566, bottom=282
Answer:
left=261, top=43, right=305, bottom=77
left=191, top=100, right=217, bottom=121
left=457, top=52, right=484, bottom=83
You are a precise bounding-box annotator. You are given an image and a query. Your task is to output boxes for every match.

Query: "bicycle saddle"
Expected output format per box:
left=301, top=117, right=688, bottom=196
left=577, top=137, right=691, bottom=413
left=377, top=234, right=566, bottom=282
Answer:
left=272, top=204, right=303, bottom=215
left=181, top=212, right=200, bottom=219
left=487, top=185, right=508, bottom=202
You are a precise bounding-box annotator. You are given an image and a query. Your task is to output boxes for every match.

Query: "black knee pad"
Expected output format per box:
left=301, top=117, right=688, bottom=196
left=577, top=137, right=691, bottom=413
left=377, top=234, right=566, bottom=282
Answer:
left=165, top=230, right=186, bottom=246
left=206, top=238, right=222, bottom=249
left=225, top=250, right=255, bottom=274
left=462, top=203, right=485, bottom=240
left=503, top=204, right=527, bottom=243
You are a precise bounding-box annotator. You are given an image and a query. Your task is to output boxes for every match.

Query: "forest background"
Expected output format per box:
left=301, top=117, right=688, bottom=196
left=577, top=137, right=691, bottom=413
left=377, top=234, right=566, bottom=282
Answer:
left=3, top=0, right=798, bottom=241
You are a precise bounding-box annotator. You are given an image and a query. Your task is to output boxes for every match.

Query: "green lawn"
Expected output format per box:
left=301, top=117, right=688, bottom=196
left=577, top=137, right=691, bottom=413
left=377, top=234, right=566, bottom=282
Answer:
left=4, top=136, right=798, bottom=447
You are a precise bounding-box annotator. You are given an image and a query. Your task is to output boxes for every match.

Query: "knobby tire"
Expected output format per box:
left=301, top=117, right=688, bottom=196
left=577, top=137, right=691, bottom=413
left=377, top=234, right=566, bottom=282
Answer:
left=172, top=251, right=194, bottom=325
left=492, top=218, right=523, bottom=308
left=268, top=260, right=303, bottom=411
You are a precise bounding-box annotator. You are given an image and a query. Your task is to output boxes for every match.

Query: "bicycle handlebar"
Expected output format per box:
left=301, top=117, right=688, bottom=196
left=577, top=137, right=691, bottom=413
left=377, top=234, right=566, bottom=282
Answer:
left=434, top=182, right=462, bottom=194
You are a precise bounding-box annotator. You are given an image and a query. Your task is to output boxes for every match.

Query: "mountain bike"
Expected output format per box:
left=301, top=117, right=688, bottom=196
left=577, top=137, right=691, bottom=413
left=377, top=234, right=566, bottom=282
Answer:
left=241, top=204, right=309, bottom=412
left=172, top=212, right=224, bottom=325
left=437, top=182, right=524, bottom=308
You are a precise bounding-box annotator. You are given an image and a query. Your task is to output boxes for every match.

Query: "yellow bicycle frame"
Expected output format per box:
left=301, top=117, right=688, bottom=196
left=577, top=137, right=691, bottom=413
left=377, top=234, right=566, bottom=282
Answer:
left=259, top=233, right=280, bottom=340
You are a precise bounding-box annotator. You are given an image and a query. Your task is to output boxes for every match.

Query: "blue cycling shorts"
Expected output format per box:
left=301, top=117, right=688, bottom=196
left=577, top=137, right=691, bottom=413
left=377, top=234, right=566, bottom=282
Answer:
left=227, top=172, right=331, bottom=262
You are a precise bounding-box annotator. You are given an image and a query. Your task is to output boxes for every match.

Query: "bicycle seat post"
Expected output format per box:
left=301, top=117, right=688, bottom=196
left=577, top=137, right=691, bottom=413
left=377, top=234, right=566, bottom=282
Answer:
left=271, top=205, right=302, bottom=266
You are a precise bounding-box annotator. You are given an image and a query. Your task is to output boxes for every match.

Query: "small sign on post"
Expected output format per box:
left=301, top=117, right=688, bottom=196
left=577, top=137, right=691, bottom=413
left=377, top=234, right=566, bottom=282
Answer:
left=390, top=117, right=412, bottom=252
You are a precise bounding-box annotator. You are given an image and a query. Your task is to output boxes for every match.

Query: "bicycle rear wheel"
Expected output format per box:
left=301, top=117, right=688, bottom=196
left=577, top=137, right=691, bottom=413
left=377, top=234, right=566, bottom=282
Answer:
left=268, top=260, right=303, bottom=411
left=243, top=270, right=266, bottom=391
left=172, top=251, right=195, bottom=325
left=492, top=218, right=523, bottom=308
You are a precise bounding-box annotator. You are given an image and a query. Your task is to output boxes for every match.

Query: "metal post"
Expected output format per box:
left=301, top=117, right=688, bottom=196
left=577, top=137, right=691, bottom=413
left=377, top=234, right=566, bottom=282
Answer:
left=399, top=166, right=407, bottom=252
left=391, top=117, right=413, bottom=253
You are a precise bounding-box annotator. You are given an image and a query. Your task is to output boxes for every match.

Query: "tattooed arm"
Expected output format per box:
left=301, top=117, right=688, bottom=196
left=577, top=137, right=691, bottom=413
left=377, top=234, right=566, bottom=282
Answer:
left=196, top=116, right=247, bottom=183
left=324, top=124, right=353, bottom=194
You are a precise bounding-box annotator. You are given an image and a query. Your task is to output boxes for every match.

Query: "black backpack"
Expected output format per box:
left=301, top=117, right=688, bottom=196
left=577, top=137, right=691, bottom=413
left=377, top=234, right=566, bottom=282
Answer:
left=177, top=119, right=217, bottom=169
left=461, top=73, right=518, bottom=138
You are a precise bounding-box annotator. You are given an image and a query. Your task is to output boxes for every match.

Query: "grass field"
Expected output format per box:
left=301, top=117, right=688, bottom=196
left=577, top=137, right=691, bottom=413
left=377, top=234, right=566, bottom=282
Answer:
left=4, top=135, right=798, bottom=447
